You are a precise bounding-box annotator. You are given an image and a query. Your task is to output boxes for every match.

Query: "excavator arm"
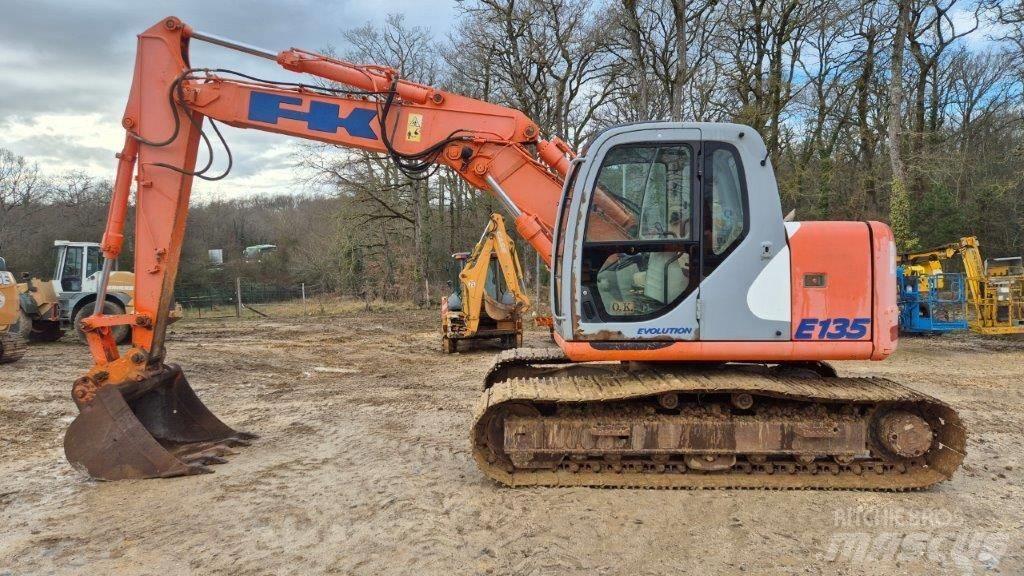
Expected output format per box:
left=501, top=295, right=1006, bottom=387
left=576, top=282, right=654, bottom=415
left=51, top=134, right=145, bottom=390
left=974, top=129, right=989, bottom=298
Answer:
left=66, top=16, right=634, bottom=480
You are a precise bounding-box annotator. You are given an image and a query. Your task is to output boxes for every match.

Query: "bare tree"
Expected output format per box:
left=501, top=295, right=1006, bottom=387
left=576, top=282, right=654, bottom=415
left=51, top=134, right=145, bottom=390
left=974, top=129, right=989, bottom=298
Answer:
left=888, top=0, right=917, bottom=250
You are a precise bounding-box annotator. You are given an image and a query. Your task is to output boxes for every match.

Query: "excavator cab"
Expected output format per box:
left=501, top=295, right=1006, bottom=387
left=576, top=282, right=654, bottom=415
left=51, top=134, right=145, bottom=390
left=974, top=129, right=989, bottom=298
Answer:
left=551, top=123, right=790, bottom=345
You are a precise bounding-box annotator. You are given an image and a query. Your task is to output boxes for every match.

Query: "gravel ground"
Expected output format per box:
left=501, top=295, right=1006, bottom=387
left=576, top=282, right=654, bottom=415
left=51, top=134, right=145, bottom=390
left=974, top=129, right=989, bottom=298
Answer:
left=1, top=304, right=1021, bottom=575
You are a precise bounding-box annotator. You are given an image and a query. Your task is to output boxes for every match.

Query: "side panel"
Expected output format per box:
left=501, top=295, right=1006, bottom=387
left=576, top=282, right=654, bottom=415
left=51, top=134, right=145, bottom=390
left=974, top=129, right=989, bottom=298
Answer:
left=787, top=221, right=874, bottom=343
left=557, top=332, right=873, bottom=362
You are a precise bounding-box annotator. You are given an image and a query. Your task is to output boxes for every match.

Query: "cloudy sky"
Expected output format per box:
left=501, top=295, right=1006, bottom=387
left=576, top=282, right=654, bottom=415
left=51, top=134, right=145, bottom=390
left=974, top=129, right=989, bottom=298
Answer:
left=0, top=0, right=457, bottom=201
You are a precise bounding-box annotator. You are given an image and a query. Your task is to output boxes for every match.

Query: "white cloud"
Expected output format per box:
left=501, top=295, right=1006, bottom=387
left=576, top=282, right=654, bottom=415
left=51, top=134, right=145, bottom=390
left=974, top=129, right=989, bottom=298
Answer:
left=0, top=0, right=458, bottom=201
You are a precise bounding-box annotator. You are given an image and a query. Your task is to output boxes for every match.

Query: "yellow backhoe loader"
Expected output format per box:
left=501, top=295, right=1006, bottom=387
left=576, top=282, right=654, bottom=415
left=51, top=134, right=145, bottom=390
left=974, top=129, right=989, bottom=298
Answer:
left=441, top=214, right=531, bottom=353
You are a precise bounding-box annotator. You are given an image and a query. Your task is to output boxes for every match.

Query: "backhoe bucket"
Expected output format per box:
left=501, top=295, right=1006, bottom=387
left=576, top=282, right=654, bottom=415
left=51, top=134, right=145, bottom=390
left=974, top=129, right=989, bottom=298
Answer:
left=64, top=365, right=253, bottom=480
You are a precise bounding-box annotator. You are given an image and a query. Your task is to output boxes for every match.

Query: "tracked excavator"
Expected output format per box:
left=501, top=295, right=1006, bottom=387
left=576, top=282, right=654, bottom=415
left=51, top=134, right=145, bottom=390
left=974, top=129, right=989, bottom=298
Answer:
left=65, top=17, right=965, bottom=489
left=442, top=213, right=530, bottom=353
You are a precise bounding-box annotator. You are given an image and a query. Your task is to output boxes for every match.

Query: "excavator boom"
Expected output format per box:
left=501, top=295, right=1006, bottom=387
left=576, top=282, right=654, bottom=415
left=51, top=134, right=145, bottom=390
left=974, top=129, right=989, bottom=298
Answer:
left=68, top=16, right=576, bottom=480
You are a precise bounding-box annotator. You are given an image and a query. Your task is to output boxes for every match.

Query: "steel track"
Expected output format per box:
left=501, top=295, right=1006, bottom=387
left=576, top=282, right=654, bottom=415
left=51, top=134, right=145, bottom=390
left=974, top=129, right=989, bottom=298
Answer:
left=472, top=348, right=967, bottom=490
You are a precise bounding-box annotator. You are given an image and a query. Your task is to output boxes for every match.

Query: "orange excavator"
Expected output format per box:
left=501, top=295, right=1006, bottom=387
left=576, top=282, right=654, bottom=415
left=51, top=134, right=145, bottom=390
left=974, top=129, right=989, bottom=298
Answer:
left=66, top=17, right=965, bottom=488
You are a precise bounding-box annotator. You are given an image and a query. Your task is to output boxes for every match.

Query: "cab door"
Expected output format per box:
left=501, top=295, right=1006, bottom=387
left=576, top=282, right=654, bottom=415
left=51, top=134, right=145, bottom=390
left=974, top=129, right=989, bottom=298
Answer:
left=569, top=125, right=703, bottom=340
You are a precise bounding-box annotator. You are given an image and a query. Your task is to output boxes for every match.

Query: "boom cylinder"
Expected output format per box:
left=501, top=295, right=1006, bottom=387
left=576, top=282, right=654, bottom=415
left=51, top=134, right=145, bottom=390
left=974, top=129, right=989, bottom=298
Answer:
left=186, top=27, right=438, bottom=104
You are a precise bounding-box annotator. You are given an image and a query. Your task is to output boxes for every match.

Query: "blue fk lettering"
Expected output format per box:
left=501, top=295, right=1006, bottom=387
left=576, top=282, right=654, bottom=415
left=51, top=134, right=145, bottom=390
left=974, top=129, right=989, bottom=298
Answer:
left=247, top=91, right=378, bottom=140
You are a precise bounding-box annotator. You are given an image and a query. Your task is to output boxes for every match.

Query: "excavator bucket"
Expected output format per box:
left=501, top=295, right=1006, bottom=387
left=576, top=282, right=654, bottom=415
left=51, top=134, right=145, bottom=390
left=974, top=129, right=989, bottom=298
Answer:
left=64, top=365, right=253, bottom=480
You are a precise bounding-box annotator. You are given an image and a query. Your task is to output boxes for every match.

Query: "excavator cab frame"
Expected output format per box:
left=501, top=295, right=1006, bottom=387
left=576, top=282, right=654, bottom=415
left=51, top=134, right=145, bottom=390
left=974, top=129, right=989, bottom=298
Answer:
left=553, top=125, right=792, bottom=346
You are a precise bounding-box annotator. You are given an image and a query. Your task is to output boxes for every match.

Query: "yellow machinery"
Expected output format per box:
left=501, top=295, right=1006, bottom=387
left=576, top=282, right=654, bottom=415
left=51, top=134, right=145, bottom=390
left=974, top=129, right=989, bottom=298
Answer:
left=899, top=236, right=1024, bottom=335
left=441, top=214, right=531, bottom=353
left=0, top=270, right=27, bottom=364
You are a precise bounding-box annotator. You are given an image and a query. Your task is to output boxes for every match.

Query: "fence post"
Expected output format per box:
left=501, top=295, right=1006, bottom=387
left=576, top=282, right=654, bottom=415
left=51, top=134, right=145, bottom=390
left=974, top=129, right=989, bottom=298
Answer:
left=235, top=277, right=242, bottom=318
left=301, top=283, right=307, bottom=315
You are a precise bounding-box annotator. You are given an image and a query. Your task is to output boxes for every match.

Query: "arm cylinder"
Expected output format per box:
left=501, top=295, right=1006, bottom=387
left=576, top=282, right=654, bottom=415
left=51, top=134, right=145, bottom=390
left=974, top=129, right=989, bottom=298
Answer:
left=100, top=136, right=139, bottom=260
left=277, top=51, right=437, bottom=105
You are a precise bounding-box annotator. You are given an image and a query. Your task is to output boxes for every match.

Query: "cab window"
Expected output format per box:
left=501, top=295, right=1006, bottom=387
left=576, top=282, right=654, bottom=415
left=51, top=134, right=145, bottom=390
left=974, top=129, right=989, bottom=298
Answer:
left=581, top=143, right=697, bottom=321
left=86, top=246, right=103, bottom=278
left=702, top=144, right=749, bottom=277
left=585, top=145, right=693, bottom=242
left=710, top=148, right=745, bottom=255
left=61, top=246, right=84, bottom=292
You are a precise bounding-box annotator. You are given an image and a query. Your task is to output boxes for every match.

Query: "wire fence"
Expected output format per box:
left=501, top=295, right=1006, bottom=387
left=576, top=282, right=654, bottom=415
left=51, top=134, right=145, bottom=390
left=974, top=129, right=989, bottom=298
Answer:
left=175, top=278, right=322, bottom=319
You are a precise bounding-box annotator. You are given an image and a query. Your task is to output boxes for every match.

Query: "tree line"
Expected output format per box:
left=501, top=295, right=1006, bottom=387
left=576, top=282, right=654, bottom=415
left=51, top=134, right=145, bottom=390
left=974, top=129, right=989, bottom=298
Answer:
left=2, top=0, right=1022, bottom=304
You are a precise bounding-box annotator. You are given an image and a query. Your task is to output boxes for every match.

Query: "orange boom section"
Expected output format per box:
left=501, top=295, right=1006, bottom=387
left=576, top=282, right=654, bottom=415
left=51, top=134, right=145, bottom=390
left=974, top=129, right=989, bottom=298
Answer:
left=79, top=16, right=577, bottom=382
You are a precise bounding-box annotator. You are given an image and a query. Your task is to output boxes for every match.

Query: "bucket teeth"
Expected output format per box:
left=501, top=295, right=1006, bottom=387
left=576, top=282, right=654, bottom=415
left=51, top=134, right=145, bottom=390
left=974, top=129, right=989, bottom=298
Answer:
left=63, top=365, right=251, bottom=481
left=183, top=455, right=229, bottom=466
left=223, top=437, right=253, bottom=448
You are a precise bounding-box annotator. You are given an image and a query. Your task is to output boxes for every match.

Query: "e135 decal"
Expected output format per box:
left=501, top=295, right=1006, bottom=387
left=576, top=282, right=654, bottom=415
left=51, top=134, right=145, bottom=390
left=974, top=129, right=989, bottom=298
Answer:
left=794, top=317, right=871, bottom=340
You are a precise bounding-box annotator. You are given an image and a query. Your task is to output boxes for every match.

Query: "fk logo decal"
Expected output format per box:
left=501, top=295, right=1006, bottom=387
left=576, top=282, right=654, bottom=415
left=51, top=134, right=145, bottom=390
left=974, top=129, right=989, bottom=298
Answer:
left=247, top=91, right=378, bottom=140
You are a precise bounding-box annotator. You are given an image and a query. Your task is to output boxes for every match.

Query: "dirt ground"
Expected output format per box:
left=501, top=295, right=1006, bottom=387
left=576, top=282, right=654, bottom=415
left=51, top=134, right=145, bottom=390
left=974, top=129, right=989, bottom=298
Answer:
left=1, top=302, right=1022, bottom=575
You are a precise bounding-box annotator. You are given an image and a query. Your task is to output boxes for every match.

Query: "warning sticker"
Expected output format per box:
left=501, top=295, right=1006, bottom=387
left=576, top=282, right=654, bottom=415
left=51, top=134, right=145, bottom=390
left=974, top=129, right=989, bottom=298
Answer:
left=406, top=113, right=423, bottom=142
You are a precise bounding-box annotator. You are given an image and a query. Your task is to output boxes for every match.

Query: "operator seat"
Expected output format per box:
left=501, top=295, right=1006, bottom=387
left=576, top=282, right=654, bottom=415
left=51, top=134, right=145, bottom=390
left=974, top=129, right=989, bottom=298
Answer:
left=644, top=251, right=688, bottom=304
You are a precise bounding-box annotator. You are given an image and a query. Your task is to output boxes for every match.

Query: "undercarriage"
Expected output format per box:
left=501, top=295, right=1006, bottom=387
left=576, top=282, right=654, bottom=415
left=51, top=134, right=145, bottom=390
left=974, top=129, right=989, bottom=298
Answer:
left=472, top=349, right=966, bottom=490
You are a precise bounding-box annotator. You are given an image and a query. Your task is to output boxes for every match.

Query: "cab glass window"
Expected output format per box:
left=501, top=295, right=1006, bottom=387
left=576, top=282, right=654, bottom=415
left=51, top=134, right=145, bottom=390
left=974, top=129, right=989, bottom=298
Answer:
left=86, top=247, right=103, bottom=278
left=581, top=143, right=697, bottom=321
left=61, top=246, right=84, bottom=292
left=709, top=148, right=745, bottom=255
left=585, top=145, right=692, bottom=242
